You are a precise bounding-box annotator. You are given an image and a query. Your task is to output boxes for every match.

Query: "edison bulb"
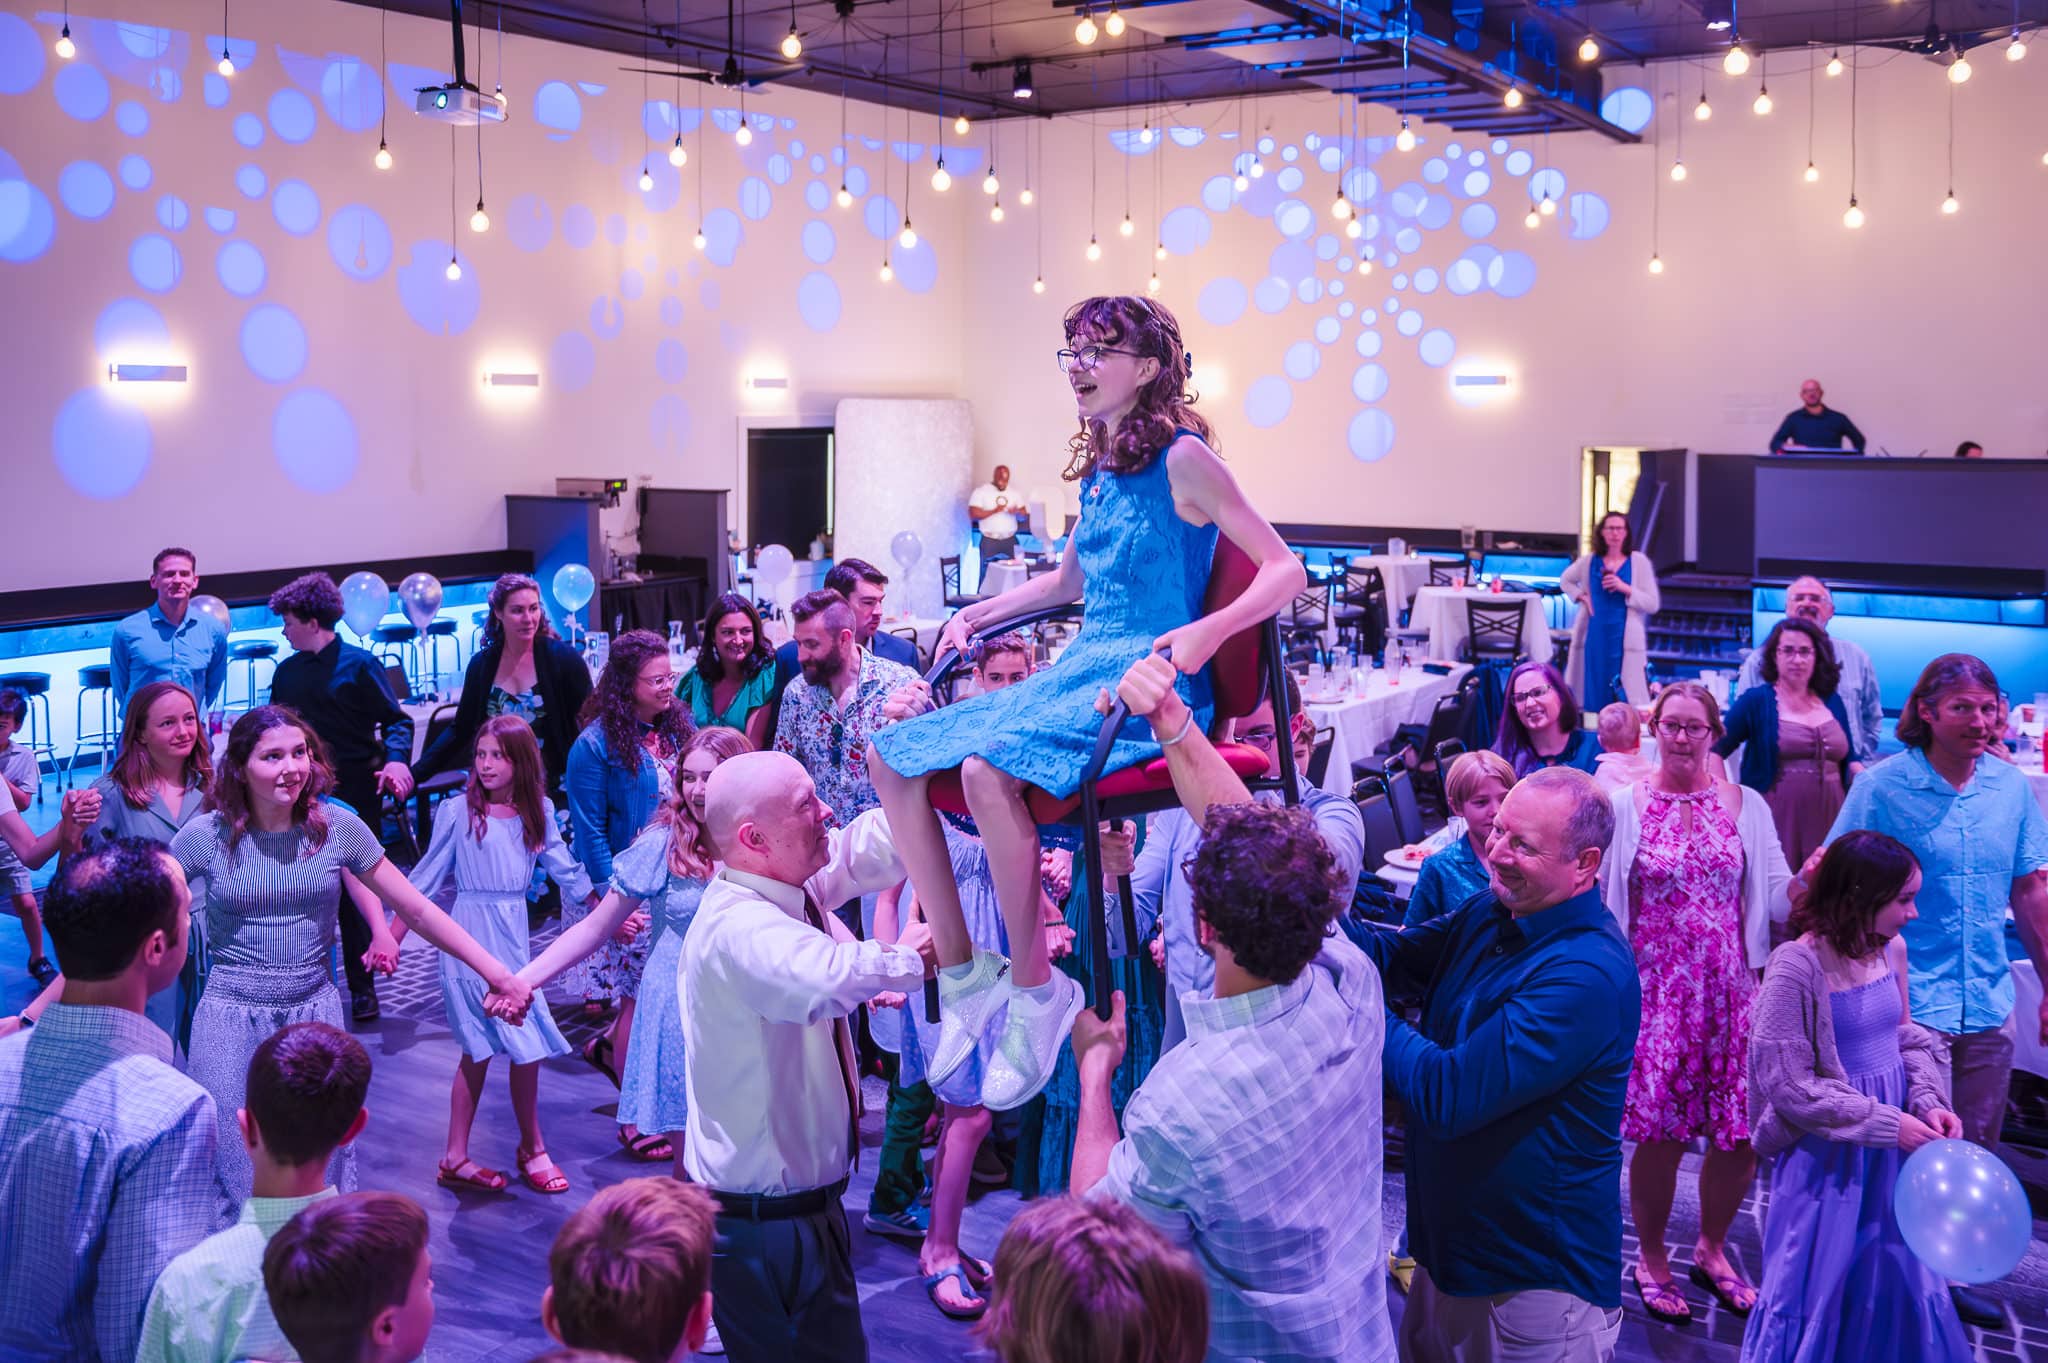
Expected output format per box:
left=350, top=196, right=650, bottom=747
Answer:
left=954, top=114, right=970, bottom=137
left=880, top=260, right=894, bottom=281
left=2008, top=34, right=2027, bottom=60
left=1941, top=192, right=1959, bottom=214
left=374, top=142, right=394, bottom=171
left=669, top=138, right=688, bottom=167
left=931, top=164, right=951, bottom=192
left=1395, top=121, right=1416, bottom=151
left=982, top=171, right=999, bottom=194
left=1753, top=87, right=1773, bottom=115
left=218, top=51, right=235, bottom=77
left=781, top=27, right=803, bottom=59
left=1670, top=160, right=1687, bottom=182
left=1948, top=54, right=1972, bottom=83
left=1119, top=214, right=1134, bottom=237
left=836, top=183, right=853, bottom=207
left=1843, top=199, right=1864, bottom=228
left=1503, top=85, right=1523, bottom=109
left=1524, top=206, right=1540, bottom=228
left=990, top=202, right=1004, bottom=222
left=470, top=205, right=490, bottom=232
left=1723, top=45, right=1750, bottom=75
left=899, top=221, right=917, bottom=248
left=1539, top=194, right=1556, bottom=216
left=1105, top=7, right=1126, bottom=36
left=1233, top=171, right=1249, bottom=192
left=1075, top=14, right=1099, bottom=45
left=1140, top=124, right=1154, bottom=145
left=1826, top=51, right=1844, bottom=76
left=1085, top=236, right=1102, bottom=261
left=1344, top=216, right=1363, bottom=239
left=1332, top=193, right=1352, bottom=220
left=1154, top=241, right=1166, bottom=260
left=1249, top=158, right=1264, bottom=178
left=1578, top=34, right=1600, bottom=62
left=445, top=258, right=462, bottom=281
left=1648, top=253, right=1664, bottom=275
left=693, top=228, right=707, bottom=250
left=1146, top=272, right=1161, bottom=294
left=1020, top=187, right=1034, bottom=205
left=1033, top=276, right=1046, bottom=293
left=639, top=166, right=654, bottom=192
left=1358, top=256, right=1373, bottom=275
left=55, top=27, right=74, bottom=59
left=1695, top=94, right=1712, bottom=120
left=1804, top=161, right=1820, bottom=182
left=735, top=124, right=754, bottom=146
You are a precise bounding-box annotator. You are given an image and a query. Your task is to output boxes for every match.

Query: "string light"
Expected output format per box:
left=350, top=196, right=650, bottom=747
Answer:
left=1147, top=271, right=1160, bottom=294
left=1671, top=159, right=1687, bottom=181
left=1120, top=212, right=1134, bottom=236
left=900, top=218, right=916, bottom=247
left=1524, top=204, right=1541, bottom=228
left=373, top=10, right=391, bottom=168
left=1579, top=33, right=1600, bottom=62
left=781, top=20, right=802, bottom=57
left=1345, top=217, right=1363, bottom=239
left=990, top=200, right=1004, bottom=222
left=1803, top=48, right=1818, bottom=182
left=1105, top=4, right=1126, bottom=37
left=983, top=169, right=999, bottom=195
left=55, top=22, right=74, bottom=59
left=1033, top=276, right=1046, bottom=293
left=1503, top=84, right=1523, bottom=109
left=1845, top=20, right=1863, bottom=228
left=1649, top=253, right=1664, bottom=274
left=955, top=113, right=970, bottom=135
left=2008, top=31, right=2028, bottom=61
left=880, top=256, right=893, bottom=281
left=932, top=160, right=951, bottom=192
left=1696, top=93, right=1712, bottom=119
left=1805, top=161, right=1820, bottom=182
left=471, top=198, right=490, bottom=232
left=218, top=0, right=235, bottom=77
left=1075, top=9, right=1099, bottom=44
left=1942, top=77, right=1959, bottom=214
left=1723, top=42, right=1751, bottom=75
left=1753, top=52, right=1771, bottom=115
left=1826, top=50, right=1844, bottom=76
left=1539, top=191, right=1556, bottom=215
left=1948, top=48, right=1972, bottom=83
left=375, top=142, right=393, bottom=170
left=1086, top=234, right=1101, bottom=260
left=735, top=121, right=753, bottom=146
left=1332, top=191, right=1352, bottom=220
left=1396, top=118, right=1416, bottom=151
left=1843, top=197, right=1864, bottom=227
left=1648, top=64, right=1664, bottom=274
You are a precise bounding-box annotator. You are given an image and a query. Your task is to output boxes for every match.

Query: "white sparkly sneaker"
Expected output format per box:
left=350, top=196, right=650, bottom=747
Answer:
left=981, top=971, right=1085, bottom=1112
left=928, top=950, right=1009, bottom=1087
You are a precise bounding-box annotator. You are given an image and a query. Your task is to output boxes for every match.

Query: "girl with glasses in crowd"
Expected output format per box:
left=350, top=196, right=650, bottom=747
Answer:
left=868, top=295, right=1305, bottom=1112
left=1602, top=681, right=1793, bottom=1326
left=1494, top=660, right=1600, bottom=779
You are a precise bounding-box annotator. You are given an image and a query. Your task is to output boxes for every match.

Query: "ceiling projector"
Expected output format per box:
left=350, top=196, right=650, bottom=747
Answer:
left=414, top=84, right=507, bottom=126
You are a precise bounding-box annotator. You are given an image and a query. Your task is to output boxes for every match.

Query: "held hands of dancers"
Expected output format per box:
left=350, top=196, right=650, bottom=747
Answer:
left=481, top=973, right=535, bottom=1025
left=374, top=761, right=416, bottom=801
left=612, top=909, right=650, bottom=945
left=58, top=787, right=102, bottom=849
left=360, top=921, right=402, bottom=975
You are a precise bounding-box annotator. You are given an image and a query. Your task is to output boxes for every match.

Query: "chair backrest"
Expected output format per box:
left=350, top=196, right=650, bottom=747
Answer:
left=888, top=626, right=924, bottom=670
left=1419, top=688, right=1471, bottom=755
left=382, top=663, right=412, bottom=702
left=1307, top=726, right=1335, bottom=788
left=1433, top=737, right=1468, bottom=769
left=1203, top=537, right=1273, bottom=723
left=940, top=556, right=962, bottom=594
left=1428, top=559, right=1460, bottom=586
left=1353, top=791, right=1403, bottom=866
left=418, top=702, right=459, bottom=757
left=1381, top=760, right=1425, bottom=843
left=1465, top=599, right=1525, bottom=659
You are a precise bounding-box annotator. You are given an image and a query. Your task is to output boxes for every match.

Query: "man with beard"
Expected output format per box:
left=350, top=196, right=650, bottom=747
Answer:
left=773, top=591, right=920, bottom=829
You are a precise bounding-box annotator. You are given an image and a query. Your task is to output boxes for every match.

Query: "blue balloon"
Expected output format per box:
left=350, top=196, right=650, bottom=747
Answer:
left=339, top=571, right=389, bottom=641
left=1893, top=1139, right=2031, bottom=1284
left=553, top=562, right=595, bottom=613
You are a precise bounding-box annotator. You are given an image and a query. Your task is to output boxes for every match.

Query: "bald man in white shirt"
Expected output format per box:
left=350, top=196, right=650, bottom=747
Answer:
left=681, top=751, right=935, bottom=1363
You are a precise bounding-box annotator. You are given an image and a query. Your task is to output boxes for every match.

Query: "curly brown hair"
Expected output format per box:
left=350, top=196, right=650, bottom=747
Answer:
left=1790, top=830, right=1918, bottom=961
left=212, top=705, right=335, bottom=853
left=1181, top=802, right=1341, bottom=983
left=577, top=630, right=692, bottom=776
left=1060, top=296, right=1215, bottom=483
left=267, top=572, right=346, bottom=628
left=1758, top=617, right=1841, bottom=698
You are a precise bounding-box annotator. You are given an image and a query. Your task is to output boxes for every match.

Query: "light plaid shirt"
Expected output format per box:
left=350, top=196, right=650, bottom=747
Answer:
left=0, top=1003, right=223, bottom=1363
left=1101, top=935, right=1395, bottom=1363
left=136, top=1187, right=336, bottom=1363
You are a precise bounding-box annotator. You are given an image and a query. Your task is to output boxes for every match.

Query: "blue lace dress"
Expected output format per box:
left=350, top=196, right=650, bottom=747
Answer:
left=872, top=444, right=1219, bottom=799
left=608, top=823, right=708, bottom=1136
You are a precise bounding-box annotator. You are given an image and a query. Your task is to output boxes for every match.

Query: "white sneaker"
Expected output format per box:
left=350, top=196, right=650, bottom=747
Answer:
left=928, top=950, right=1009, bottom=1086
left=699, top=1319, right=726, bottom=1355
left=981, top=971, right=1085, bottom=1112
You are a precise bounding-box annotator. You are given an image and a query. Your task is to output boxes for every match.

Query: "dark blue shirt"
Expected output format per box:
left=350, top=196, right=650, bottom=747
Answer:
left=1357, top=886, right=1640, bottom=1307
left=1768, top=405, right=1865, bottom=453
left=268, top=637, right=413, bottom=774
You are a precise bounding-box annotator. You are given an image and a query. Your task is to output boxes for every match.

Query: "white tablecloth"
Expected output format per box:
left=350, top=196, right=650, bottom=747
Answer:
left=1303, top=664, right=1471, bottom=795
left=1373, top=555, right=1458, bottom=613
left=980, top=559, right=1031, bottom=598
left=1409, top=587, right=1552, bottom=664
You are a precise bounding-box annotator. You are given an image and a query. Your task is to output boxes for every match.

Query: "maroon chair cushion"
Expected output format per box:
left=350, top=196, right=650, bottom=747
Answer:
left=928, top=742, right=1272, bottom=824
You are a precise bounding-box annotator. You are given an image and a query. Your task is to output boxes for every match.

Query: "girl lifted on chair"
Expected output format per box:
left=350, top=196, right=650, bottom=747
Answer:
left=868, top=296, right=1302, bottom=1110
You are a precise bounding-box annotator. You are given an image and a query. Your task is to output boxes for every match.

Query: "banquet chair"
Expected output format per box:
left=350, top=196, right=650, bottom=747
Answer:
left=1381, top=758, right=1427, bottom=844
left=1349, top=775, right=1404, bottom=868
left=1280, top=579, right=1331, bottom=665
left=939, top=556, right=985, bottom=611
left=1427, top=559, right=1462, bottom=587
left=406, top=704, right=466, bottom=846
left=1463, top=599, right=1526, bottom=663
left=887, top=626, right=925, bottom=671
left=1331, top=561, right=1388, bottom=659
left=919, top=538, right=1296, bottom=1018
left=1307, top=725, right=1336, bottom=789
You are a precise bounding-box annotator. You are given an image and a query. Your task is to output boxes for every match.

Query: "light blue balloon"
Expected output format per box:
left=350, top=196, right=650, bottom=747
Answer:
left=553, top=562, right=595, bottom=613
left=890, top=530, right=923, bottom=572
left=339, top=571, right=389, bottom=640
left=1893, top=1139, right=2031, bottom=1284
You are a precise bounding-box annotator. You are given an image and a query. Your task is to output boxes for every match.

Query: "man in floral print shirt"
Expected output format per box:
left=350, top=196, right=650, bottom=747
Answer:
left=774, top=590, right=921, bottom=828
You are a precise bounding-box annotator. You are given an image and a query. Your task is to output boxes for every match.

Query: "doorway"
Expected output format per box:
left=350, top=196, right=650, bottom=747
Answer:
left=746, top=426, right=834, bottom=555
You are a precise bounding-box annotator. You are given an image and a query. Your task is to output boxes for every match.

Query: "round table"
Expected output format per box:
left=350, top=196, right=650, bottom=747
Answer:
left=1408, top=586, right=1553, bottom=664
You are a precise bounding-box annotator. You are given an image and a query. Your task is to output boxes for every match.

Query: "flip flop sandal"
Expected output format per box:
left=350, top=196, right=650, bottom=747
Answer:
left=582, top=1035, right=621, bottom=1088
left=435, top=1158, right=508, bottom=1192
left=1631, top=1267, right=1693, bottom=1324
left=1688, top=1263, right=1757, bottom=1316
left=924, top=1264, right=988, bottom=1321
left=516, top=1146, right=570, bottom=1194
left=617, top=1128, right=674, bottom=1162
left=960, top=1255, right=994, bottom=1291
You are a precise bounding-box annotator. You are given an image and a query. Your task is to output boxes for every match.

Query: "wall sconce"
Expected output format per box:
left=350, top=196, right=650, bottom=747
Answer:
left=1450, top=367, right=1512, bottom=408
left=108, top=363, right=189, bottom=383
left=483, top=371, right=541, bottom=388
left=748, top=375, right=790, bottom=391
left=1451, top=373, right=1510, bottom=390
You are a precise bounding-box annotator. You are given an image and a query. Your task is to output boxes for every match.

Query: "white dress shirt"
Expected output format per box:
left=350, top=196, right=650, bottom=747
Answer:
left=680, top=808, right=925, bottom=1194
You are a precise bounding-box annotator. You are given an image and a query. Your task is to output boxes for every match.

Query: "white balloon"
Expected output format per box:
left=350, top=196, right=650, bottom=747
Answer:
left=398, top=573, right=443, bottom=632
left=754, top=544, right=795, bottom=587
left=890, top=530, right=924, bottom=572
left=188, top=594, right=231, bottom=634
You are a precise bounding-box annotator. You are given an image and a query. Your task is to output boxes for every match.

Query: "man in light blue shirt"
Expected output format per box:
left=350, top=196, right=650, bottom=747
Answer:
left=108, top=547, right=228, bottom=716
left=1736, top=576, right=1884, bottom=765
left=0, top=837, right=222, bottom=1363
left=1101, top=667, right=1365, bottom=1051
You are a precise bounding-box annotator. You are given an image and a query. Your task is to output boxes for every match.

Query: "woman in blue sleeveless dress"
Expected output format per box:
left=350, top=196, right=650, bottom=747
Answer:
left=1563, top=510, right=1660, bottom=709
left=1744, top=832, right=1969, bottom=1363
left=870, top=296, right=1304, bottom=1112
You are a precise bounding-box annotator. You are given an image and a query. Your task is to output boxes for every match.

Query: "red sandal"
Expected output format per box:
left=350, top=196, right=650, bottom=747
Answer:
left=435, top=1157, right=508, bottom=1193
left=516, top=1146, right=570, bottom=1194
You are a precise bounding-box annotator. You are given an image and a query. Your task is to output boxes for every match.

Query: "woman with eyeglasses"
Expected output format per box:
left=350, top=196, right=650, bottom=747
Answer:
left=1814, top=653, right=2048, bottom=1332
left=868, top=295, right=1305, bottom=1113
left=1602, top=681, right=1793, bottom=1326
left=563, top=628, right=693, bottom=1163
left=1715, top=618, right=1854, bottom=869
left=1493, top=660, right=1600, bottom=779
left=1561, top=510, right=1661, bottom=710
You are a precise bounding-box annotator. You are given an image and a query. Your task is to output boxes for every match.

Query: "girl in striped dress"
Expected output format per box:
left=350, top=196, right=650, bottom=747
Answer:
left=406, top=716, right=598, bottom=1194
left=172, top=706, right=536, bottom=1203
left=518, top=725, right=751, bottom=1175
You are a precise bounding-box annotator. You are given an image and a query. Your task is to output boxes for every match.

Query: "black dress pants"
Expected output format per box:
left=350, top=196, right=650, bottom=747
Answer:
left=710, top=1200, right=867, bottom=1363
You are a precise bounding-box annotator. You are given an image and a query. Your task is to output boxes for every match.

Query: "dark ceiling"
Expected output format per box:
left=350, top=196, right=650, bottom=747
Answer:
left=342, top=0, right=2047, bottom=143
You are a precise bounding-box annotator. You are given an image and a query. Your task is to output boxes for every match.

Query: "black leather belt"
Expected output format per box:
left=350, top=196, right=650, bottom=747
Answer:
left=710, top=1178, right=850, bottom=1222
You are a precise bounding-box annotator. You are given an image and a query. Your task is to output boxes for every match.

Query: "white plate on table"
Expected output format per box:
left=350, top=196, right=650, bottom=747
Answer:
left=1383, top=846, right=1430, bottom=870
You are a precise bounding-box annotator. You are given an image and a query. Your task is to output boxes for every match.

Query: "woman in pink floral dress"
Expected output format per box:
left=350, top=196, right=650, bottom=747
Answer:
left=1602, top=682, right=1794, bottom=1327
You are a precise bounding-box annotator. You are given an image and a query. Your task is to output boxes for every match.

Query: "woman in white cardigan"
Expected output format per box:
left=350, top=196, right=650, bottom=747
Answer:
left=1562, top=510, right=1661, bottom=708
left=1601, top=682, right=1792, bottom=1325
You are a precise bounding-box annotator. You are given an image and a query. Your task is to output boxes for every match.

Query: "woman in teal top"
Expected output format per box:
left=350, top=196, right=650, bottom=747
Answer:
left=673, top=592, right=776, bottom=750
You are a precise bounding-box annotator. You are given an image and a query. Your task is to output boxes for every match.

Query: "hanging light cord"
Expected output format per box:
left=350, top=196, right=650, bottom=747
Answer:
left=378, top=10, right=389, bottom=145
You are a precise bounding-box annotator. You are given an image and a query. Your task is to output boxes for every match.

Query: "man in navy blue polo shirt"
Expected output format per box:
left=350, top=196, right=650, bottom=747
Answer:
left=1357, top=766, right=1640, bottom=1363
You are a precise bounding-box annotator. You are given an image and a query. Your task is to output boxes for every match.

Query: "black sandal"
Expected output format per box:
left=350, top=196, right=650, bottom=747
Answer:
left=582, top=1035, right=620, bottom=1088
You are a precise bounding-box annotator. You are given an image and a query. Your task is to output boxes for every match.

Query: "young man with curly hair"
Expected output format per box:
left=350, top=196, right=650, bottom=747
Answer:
left=1067, top=653, right=1393, bottom=1363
